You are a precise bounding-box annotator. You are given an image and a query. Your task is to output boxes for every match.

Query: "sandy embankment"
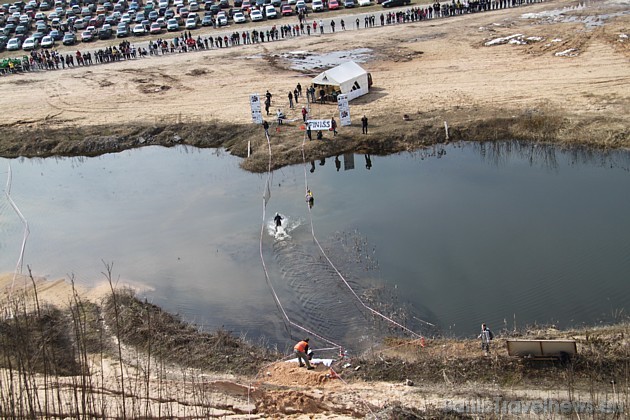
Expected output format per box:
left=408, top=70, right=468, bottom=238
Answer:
left=0, top=0, right=628, bottom=170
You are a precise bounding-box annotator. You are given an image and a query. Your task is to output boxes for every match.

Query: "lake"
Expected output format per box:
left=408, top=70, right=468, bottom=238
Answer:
left=1, top=142, right=629, bottom=351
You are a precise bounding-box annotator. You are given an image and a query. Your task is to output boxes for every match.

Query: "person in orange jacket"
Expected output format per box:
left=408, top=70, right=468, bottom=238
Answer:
left=294, top=338, right=314, bottom=369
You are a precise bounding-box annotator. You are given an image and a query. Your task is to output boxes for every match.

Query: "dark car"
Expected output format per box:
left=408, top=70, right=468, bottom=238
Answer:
left=62, top=31, right=76, bottom=44
left=98, top=27, right=112, bottom=38
left=381, top=0, right=409, bottom=6
left=49, top=29, right=64, bottom=40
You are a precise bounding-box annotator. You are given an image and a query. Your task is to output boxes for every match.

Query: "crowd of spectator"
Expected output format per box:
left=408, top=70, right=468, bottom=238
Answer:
left=1, top=0, right=544, bottom=75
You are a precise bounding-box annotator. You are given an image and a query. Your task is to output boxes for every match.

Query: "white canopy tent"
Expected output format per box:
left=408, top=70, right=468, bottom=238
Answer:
left=312, top=61, right=371, bottom=101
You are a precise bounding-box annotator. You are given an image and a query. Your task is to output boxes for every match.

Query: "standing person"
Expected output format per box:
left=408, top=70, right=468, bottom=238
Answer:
left=361, top=114, right=368, bottom=134
left=478, top=323, right=494, bottom=355
left=263, top=120, right=270, bottom=136
left=274, top=213, right=283, bottom=230
left=306, top=123, right=312, bottom=140
left=265, top=98, right=271, bottom=115
left=296, top=82, right=302, bottom=98
left=288, top=91, right=294, bottom=108
left=294, top=338, right=314, bottom=369
left=319, top=19, right=324, bottom=34
left=330, top=19, right=335, bottom=32
left=356, top=17, right=360, bottom=29
left=301, top=106, right=308, bottom=122
left=340, top=19, right=345, bottom=30
left=331, top=116, right=337, bottom=136
left=294, top=88, right=299, bottom=103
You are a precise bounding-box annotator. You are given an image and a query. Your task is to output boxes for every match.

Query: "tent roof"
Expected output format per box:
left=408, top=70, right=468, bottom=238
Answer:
left=312, top=61, right=367, bottom=86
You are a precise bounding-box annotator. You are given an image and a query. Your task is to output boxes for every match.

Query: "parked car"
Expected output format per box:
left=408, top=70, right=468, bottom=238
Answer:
left=116, top=24, right=130, bottom=36
left=281, top=3, right=292, bottom=14
left=343, top=0, right=355, bottom=6
left=98, top=26, right=112, bottom=38
left=264, top=4, right=277, bottom=17
left=81, top=29, right=94, bottom=41
left=295, top=0, right=306, bottom=12
left=201, top=14, right=213, bottom=25
left=381, top=0, right=408, bottom=6
left=249, top=8, right=262, bottom=21
left=22, top=36, right=38, bottom=50
left=311, top=0, right=323, bottom=11
left=189, top=1, right=199, bottom=10
left=132, top=23, right=145, bottom=34
left=149, top=21, right=161, bottom=33
left=166, top=17, right=179, bottom=30
left=358, top=0, right=370, bottom=5
left=232, top=10, right=246, bottom=22
left=6, top=37, right=21, bottom=50
left=40, top=34, right=55, bottom=47
left=62, top=31, right=76, bottom=44
left=49, top=29, right=63, bottom=40
left=328, top=0, right=339, bottom=8
left=216, top=10, right=228, bottom=25
left=184, top=16, right=196, bottom=28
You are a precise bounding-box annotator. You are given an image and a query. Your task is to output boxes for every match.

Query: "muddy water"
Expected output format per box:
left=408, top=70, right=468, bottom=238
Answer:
left=1, top=143, right=629, bottom=350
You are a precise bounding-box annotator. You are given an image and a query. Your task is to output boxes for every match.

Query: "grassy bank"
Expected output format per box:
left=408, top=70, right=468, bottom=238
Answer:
left=0, top=272, right=627, bottom=418
left=1, top=105, right=628, bottom=173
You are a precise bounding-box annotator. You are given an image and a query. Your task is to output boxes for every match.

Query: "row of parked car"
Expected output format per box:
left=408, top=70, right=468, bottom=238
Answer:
left=0, top=0, right=387, bottom=52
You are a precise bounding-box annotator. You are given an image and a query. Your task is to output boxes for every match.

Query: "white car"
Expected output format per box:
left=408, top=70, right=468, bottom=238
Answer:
left=41, top=35, right=55, bottom=48
left=358, top=0, right=371, bottom=5
left=233, top=11, right=246, bottom=23
left=6, top=37, right=22, bottom=51
left=166, top=18, right=179, bottom=31
left=185, top=17, right=197, bottom=28
left=216, top=11, right=228, bottom=26
left=311, top=0, right=323, bottom=11
left=264, top=4, right=277, bottom=18
left=22, top=37, right=38, bottom=50
left=132, top=23, right=146, bottom=35
left=250, top=8, right=263, bottom=21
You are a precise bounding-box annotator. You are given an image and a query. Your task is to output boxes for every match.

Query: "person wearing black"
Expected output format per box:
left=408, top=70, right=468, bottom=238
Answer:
left=263, top=120, right=269, bottom=136
left=361, top=115, right=368, bottom=134
left=274, top=213, right=283, bottom=231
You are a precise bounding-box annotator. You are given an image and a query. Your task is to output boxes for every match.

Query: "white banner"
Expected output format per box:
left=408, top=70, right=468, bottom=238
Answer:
left=250, top=93, right=263, bottom=124
left=337, top=94, right=351, bottom=126
left=307, top=119, right=333, bottom=131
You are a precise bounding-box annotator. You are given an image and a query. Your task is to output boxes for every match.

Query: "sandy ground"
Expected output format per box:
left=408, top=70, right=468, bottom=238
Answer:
left=0, top=0, right=628, bottom=169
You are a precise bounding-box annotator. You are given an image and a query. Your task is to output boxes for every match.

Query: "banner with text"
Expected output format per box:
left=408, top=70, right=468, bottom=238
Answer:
left=250, top=93, right=263, bottom=124
left=337, top=94, right=351, bottom=126
left=307, top=119, right=333, bottom=131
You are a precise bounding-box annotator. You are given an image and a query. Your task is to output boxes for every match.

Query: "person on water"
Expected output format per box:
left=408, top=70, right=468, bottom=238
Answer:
left=305, top=189, right=314, bottom=208
left=274, top=213, right=283, bottom=231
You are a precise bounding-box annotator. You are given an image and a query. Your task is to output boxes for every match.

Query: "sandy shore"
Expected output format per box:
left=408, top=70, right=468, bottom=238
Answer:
left=0, top=0, right=628, bottom=171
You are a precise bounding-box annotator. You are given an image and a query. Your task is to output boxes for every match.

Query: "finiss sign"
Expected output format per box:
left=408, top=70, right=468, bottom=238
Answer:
left=307, top=119, right=332, bottom=131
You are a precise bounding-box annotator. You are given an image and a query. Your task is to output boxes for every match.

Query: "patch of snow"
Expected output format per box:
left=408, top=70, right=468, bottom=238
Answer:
left=555, top=48, right=579, bottom=57
left=484, top=33, right=523, bottom=46
left=552, top=38, right=563, bottom=42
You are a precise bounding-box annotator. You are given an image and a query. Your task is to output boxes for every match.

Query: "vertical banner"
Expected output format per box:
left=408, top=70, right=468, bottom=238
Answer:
left=250, top=93, right=263, bottom=124
left=337, top=94, right=351, bottom=126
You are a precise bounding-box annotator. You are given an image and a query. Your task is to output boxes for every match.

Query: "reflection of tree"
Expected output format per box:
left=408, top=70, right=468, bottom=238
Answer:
left=472, top=141, right=630, bottom=172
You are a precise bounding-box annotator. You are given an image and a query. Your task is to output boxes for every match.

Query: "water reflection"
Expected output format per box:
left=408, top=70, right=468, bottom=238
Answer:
left=1, top=142, right=629, bottom=347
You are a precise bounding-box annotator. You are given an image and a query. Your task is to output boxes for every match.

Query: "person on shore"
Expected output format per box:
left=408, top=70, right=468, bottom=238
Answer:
left=288, top=91, right=294, bottom=108
left=361, top=115, right=368, bottom=134
left=294, top=338, right=314, bottom=369
left=331, top=116, right=337, bottom=136
left=306, top=123, right=312, bottom=140
left=263, top=120, right=270, bottom=136
left=302, top=106, right=308, bottom=122
left=478, top=323, right=494, bottom=355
